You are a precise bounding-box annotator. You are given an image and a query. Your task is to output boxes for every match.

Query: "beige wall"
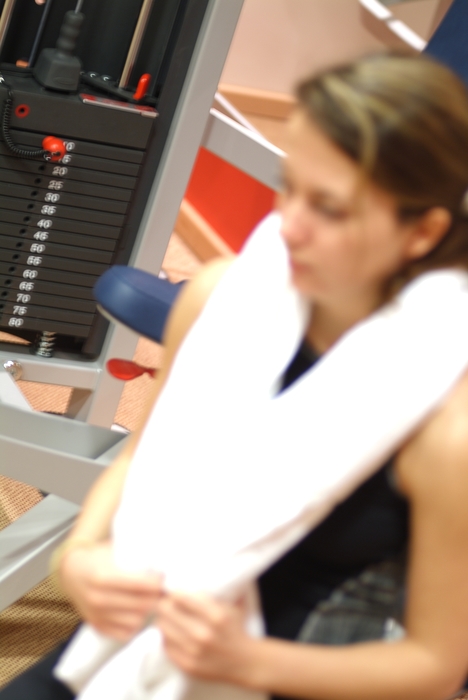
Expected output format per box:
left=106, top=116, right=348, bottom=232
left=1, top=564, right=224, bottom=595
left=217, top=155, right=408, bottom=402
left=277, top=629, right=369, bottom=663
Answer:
left=220, top=0, right=450, bottom=94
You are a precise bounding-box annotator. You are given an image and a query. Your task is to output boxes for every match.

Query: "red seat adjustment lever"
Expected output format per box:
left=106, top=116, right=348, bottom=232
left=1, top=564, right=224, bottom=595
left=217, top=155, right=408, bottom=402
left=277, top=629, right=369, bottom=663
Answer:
left=107, top=358, right=157, bottom=381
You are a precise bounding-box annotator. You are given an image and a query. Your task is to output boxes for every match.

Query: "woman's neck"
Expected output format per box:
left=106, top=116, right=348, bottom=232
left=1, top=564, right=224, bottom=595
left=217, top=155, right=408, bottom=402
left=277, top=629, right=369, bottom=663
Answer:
left=306, top=293, right=383, bottom=354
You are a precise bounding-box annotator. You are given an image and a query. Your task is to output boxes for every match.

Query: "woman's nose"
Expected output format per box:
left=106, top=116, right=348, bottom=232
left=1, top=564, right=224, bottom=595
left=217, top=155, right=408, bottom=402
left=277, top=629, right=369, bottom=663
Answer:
left=280, top=199, right=311, bottom=247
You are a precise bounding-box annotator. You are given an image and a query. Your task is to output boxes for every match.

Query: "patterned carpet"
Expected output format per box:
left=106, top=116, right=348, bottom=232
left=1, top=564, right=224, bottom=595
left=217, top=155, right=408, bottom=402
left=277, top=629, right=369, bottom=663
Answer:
left=0, top=233, right=201, bottom=689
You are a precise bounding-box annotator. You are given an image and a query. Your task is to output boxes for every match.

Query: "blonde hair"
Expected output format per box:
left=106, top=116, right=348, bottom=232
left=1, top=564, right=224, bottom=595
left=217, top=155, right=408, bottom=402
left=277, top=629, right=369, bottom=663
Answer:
left=297, top=53, right=468, bottom=275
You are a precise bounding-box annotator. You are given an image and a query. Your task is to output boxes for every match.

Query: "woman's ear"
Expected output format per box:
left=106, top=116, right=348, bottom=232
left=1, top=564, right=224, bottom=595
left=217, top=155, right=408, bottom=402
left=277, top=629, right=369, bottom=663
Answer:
left=405, top=207, right=452, bottom=260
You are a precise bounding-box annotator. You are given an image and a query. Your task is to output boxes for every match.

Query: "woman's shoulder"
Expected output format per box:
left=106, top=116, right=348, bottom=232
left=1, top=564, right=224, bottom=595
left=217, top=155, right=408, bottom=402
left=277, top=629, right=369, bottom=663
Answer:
left=162, top=256, right=234, bottom=349
left=140, top=257, right=234, bottom=414
left=396, top=370, right=468, bottom=504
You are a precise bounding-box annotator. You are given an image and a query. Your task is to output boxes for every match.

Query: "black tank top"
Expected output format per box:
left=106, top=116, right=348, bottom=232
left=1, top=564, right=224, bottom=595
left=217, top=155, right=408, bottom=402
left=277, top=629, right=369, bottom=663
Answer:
left=258, top=342, right=409, bottom=641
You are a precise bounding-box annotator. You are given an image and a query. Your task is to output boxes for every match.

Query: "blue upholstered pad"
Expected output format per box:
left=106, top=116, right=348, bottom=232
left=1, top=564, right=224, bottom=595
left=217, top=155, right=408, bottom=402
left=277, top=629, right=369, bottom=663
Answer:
left=94, top=266, right=184, bottom=343
left=425, top=0, right=468, bottom=85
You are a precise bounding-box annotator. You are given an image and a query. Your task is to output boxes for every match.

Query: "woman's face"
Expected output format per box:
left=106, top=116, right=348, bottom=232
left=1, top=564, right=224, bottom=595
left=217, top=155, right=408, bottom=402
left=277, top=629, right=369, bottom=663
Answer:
left=278, top=110, right=418, bottom=308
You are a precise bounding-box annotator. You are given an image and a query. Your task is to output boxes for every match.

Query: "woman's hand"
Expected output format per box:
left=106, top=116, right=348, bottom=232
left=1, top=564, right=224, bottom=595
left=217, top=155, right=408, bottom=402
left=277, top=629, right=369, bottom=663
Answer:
left=155, top=591, right=260, bottom=686
left=58, top=541, right=162, bottom=641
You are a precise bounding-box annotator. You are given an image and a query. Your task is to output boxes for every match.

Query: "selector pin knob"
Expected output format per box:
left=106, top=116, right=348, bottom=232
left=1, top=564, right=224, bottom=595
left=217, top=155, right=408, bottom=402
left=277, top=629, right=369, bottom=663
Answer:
left=42, top=136, right=67, bottom=162
left=3, top=360, right=23, bottom=381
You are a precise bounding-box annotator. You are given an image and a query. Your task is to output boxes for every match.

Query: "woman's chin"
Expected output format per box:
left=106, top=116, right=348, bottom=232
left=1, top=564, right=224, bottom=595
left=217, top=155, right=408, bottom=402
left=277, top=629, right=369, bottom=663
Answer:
left=289, top=271, right=322, bottom=300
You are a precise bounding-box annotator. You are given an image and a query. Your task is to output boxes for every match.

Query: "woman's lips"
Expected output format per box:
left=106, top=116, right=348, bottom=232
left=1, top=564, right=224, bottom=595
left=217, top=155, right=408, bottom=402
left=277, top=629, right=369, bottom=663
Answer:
left=289, top=258, right=310, bottom=274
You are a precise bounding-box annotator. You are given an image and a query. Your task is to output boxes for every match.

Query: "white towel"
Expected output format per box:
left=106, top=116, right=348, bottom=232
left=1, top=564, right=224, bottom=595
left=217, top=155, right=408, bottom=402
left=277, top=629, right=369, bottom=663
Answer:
left=55, top=212, right=468, bottom=700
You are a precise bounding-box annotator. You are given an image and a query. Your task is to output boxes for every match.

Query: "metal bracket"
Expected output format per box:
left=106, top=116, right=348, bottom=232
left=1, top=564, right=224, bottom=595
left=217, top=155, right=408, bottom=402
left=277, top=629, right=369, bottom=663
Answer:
left=359, top=0, right=427, bottom=50
left=202, top=108, right=285, bottom=191
left=0, top=361, right=128, bottom=609
left=0, top=495, right=80, bottom=612
left=0, top=360, right=31, bottom=410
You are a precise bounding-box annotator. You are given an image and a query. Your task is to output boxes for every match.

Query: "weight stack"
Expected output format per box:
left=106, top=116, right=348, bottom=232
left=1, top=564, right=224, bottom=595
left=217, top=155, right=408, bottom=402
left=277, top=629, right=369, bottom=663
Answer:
left=0, top=71, right=154, bottom=357
left=0, top=0, right=210, bottom=359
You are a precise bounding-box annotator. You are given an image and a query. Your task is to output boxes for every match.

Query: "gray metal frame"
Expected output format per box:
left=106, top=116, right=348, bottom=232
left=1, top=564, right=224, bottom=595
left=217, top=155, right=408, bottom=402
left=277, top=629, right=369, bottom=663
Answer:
left=0, top=0, right=288, bottom=611
left=0, top=0, right=246, bottom=428
left=0, top=0, right=246, bottom=611
left=0, top=363, right=127, bottom=610
left=203, top=108, right=285, bottom=190
left=359, top=0, right=427, bottom=50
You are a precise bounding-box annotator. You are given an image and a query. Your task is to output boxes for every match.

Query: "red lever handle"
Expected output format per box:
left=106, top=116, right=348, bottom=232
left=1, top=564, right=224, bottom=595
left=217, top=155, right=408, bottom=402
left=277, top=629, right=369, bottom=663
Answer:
left=107, top=358, right=157, bottom=381
left=133, top=73, right=151, bottom=101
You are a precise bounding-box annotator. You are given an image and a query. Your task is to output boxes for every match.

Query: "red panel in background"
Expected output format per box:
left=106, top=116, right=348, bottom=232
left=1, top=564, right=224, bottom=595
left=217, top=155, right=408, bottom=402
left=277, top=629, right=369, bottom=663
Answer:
left=185, top=147, right=276, bottom=252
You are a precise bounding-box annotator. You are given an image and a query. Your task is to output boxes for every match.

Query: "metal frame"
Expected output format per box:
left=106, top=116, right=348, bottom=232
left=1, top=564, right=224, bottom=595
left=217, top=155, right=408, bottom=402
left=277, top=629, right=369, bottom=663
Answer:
left=0, top=363, right=127, bottom=610
left=0, top=0, right=246, bottom=428
left=0, top=0, right=252, bottom=611
left=203, top=108, right=285, bottom=191
left=359, top=0, right=427, bottom=50
left=0, top=0, right=291, bottom=611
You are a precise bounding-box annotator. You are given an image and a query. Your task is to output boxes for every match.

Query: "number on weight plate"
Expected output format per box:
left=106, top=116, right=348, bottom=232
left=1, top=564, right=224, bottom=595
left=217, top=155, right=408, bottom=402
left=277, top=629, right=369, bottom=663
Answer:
left=45, top=192, right=60, bottom=203
left=48, top=180, right=64, bottom=190
left=52, top=167, right=68, bottom=176
left=27, top=256, right=42, bottom=266
left=13, top=305, right=27, bottom=315
left=37, top=219, right=53, bottom=229
left=41, top=205, right=56, bottom=215
left=23, top=269, right=38, bottom=279
left=30, top=243, right=45, bottom=253
left=64, top=141, right=75, bottom=151
left=16, top=293, right=31, bottom=303
left=19, top=281, right=34, bottom=291
left=33, top=231, right=48, bottom=241
left=8, top=317, right=24, bottom=327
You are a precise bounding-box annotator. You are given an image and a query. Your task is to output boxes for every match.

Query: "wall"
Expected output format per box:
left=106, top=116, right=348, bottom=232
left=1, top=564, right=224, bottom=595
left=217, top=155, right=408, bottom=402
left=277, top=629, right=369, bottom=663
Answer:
left=220, top=0, right=450, bottom=94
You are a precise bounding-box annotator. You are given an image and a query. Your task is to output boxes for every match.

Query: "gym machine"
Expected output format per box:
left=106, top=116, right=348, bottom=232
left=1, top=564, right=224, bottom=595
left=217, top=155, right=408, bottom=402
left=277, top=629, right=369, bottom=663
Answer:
left=0, top=0, right=246, bottom=426
left=0, top=0, right=252, bottom=610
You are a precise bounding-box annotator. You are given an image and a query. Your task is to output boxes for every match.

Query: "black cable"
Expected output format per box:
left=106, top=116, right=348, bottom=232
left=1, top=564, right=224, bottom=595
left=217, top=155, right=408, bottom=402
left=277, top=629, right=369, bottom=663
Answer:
left=28, top=0, right=55, bottom=68
left=1, top=88, right=58, bottom=160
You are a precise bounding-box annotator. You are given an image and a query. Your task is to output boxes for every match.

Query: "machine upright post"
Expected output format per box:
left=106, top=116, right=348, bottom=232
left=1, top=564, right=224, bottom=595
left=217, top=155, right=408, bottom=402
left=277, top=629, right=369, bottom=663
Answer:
left=119, top=0, right=155, bottom=88
left=0, top=0, right=17, bottom=56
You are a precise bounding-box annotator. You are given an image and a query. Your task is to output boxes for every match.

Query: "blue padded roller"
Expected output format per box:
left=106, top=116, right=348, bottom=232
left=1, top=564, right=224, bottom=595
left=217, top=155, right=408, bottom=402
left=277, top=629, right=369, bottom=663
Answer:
left=94, top=266, right=185, bottom=344
left=425, top=0, right=468, bottom=85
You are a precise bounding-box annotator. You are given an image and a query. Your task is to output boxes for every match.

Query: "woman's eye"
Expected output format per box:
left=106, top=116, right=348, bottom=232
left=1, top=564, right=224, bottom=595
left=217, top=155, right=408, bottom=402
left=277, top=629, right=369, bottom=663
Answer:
left=313, top=202, right=348, bottom=221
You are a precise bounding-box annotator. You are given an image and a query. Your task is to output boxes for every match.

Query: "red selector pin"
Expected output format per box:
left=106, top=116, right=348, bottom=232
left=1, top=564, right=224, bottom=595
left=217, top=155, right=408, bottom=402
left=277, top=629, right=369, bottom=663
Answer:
left=133, top=73, right=151, bottom=101
left=42, top=136, right=67, bottom=161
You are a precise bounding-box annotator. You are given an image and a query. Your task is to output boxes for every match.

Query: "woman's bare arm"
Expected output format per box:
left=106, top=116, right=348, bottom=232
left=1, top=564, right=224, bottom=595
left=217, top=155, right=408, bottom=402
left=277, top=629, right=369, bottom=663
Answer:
left=156, top=371, right=468, bottom=700
left=57, top=257, right=233, bottom=638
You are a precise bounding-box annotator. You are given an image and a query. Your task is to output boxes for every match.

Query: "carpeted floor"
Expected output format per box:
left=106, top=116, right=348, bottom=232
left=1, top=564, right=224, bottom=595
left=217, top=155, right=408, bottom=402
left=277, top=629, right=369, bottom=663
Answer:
left=0, top=233, right=201, bottom=689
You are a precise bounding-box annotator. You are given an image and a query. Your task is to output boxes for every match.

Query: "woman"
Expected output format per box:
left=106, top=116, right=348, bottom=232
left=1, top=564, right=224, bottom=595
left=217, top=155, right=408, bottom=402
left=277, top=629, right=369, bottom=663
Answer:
left=3, top=53, right=468, bottom=700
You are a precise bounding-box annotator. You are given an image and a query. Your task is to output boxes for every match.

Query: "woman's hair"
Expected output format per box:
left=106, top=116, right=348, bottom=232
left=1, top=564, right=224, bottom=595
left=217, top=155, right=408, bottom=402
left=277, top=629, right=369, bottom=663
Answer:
left=296, top=53, right=468, bottom=277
